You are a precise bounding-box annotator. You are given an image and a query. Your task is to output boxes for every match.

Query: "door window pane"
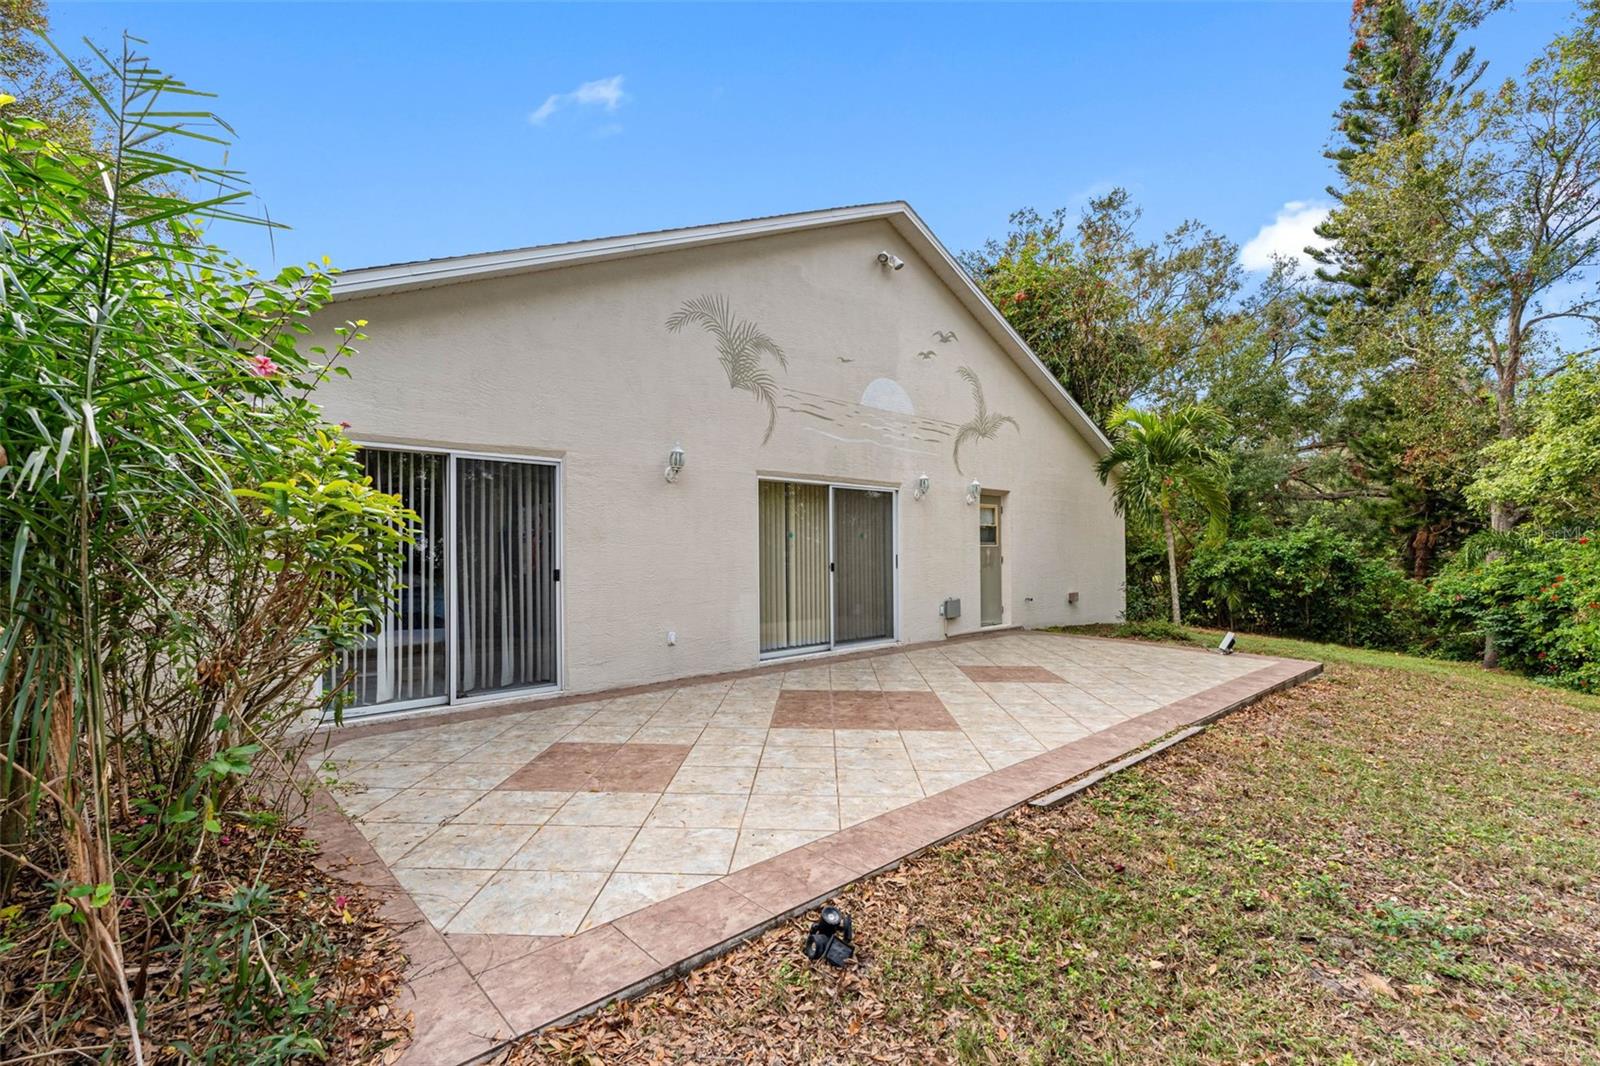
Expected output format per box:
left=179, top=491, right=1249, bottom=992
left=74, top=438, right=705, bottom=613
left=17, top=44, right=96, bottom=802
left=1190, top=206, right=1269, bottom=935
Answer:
left=327, top=448, right=448, bottom=711
left=832, top=488, right=894, bottom=645
left=759, top=481, right=830, bottom=653
left=456, top=458, right=559, bottom=697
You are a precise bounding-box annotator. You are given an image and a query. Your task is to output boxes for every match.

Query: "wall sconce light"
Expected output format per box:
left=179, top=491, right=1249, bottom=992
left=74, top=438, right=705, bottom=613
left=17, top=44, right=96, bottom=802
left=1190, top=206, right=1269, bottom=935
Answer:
left=913, top=473, right=930, bottom=500
left=966, top=478, right=981, bottom=505
left=876, top=250, right=905, bottom=271
left=664, top=443, right=686, bottom=483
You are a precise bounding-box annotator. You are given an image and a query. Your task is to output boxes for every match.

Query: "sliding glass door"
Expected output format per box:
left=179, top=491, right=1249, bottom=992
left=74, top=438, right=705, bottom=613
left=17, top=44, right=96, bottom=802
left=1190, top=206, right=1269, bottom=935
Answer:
left=327, top=447, right=560, bottom=716
left=456, top=458, right=559, bottom=697
left=758, top=479, right=896, bottom=657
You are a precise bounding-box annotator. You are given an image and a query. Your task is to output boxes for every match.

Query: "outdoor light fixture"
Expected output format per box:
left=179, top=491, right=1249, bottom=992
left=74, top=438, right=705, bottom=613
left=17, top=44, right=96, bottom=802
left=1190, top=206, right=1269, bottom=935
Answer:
left=966, top=478, right=981, bottom=505
left=913, top=473, right=930, bottom=500
left=877, top=250, right=905, bottom=271
left=803, top=905, right=855, bottom=966
left=664, top=443, right=686, bottom=483
left=1218, top=631, right=1237, bottom=655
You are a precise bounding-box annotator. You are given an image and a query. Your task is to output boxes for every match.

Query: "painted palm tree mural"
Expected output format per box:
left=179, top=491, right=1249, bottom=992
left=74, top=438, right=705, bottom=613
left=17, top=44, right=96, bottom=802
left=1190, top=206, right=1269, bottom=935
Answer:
left=666, top=295, right=789, bottom=444
left=952, top=366, right=1019, bottom=474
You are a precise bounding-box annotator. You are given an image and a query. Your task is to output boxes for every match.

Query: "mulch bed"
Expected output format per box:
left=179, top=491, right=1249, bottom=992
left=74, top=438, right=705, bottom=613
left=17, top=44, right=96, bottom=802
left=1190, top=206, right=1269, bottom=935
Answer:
left=0, top=821, right=410, bottom=1063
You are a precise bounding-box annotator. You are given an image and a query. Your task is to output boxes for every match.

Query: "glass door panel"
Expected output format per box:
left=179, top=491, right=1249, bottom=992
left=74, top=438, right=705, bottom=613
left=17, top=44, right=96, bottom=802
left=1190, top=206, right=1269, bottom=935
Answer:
left=759, top=480, right=830, bottom=654
left=831, top=487, right=894, bottom=645
left=327, top=448, right=448, bottom=713
left=455, top=457, right=559, bottom=697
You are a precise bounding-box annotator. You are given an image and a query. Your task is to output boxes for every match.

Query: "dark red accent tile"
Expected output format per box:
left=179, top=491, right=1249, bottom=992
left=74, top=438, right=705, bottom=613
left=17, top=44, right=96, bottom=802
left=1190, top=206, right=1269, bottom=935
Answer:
left=884, top=691, right=960, bottom=731
left=612, top=881, right=771, bottom=967
left=960, top=665, right=1065, bottom=684
left=720, top=850, right=856, bottom=916
left=444, top=932, right=561, bottom=977
left=477, top=926, right=660, bottom=1033
left=771, top=690, right=834, bottom=729
left=586, top=744, right=692, bottom=792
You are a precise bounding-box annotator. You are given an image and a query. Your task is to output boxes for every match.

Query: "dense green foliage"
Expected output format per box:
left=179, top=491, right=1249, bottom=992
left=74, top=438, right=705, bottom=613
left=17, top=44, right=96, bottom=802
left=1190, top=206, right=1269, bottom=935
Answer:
left=1427, top=533, right=1600, bottom=691
left=971, top=0, right=1600, bottom=690
left=1185, top=523, right=1421, bottom=649
left=0, top=33, right=408, bottom=1060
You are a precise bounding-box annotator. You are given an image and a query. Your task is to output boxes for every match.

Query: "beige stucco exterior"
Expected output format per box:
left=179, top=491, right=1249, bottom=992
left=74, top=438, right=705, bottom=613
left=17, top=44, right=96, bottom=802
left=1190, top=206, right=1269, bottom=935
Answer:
left=309, top=208, right=1125, bottom=704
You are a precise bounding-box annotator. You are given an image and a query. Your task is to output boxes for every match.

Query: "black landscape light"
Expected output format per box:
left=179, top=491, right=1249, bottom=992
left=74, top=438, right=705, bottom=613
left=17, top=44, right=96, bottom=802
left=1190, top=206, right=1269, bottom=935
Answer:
left=803, top=905, right=855, bottom=966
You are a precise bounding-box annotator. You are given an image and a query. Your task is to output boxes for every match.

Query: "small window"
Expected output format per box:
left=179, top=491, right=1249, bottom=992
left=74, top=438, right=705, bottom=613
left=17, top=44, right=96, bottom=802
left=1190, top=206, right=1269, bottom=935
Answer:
left=979, top=504, right=998, bottom=545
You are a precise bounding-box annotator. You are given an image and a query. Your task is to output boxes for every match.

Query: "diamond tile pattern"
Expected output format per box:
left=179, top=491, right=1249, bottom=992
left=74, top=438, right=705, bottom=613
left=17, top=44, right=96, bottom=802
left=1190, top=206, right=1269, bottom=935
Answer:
left=324, top=633, right=1265, bottom=937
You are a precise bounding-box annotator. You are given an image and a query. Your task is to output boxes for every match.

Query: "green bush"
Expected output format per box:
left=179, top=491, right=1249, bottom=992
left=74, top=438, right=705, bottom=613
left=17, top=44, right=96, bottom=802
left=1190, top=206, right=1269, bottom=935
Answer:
left=1426, top=533, right=1600, bottom=693
left=1184, top=522, right=1422, bottom=649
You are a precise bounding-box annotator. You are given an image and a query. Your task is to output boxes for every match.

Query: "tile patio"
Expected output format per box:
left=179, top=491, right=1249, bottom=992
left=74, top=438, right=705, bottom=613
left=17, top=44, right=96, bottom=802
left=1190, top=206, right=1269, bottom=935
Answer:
left=302, top=630, right=1321, bottom=1064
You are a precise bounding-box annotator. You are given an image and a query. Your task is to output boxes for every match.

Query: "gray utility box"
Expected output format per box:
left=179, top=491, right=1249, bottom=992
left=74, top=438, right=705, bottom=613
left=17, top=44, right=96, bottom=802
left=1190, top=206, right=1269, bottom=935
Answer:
left=940, top=597, right=961, bottom=620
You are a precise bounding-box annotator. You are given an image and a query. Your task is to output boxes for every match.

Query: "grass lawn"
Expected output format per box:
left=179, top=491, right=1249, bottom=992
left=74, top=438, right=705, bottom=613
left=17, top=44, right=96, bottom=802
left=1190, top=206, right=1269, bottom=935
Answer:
left=509, top=633, right=1600, bottom=1065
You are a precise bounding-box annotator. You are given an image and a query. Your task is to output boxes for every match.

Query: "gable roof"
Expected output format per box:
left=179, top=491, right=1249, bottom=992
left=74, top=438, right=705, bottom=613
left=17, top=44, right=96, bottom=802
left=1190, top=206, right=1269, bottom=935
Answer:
left=331, top=202, right=1111, bottom=455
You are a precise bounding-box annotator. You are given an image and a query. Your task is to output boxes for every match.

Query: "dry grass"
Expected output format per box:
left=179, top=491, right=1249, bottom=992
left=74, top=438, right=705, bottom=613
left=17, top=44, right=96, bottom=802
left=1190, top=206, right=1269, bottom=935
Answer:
left=504, top=635, right=1600, bottom=1065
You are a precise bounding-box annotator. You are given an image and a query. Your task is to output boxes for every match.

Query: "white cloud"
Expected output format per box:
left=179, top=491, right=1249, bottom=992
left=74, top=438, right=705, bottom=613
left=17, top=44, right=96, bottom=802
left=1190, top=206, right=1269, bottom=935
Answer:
left=1240, top=200, right=1332, bottom=273
left=529, top=75, right=627, bottom=126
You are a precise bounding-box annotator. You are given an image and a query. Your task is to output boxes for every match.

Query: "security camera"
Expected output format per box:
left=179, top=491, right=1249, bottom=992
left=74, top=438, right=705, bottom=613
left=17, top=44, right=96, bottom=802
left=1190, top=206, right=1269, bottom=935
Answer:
left=877, top=251, right=905, bottom=271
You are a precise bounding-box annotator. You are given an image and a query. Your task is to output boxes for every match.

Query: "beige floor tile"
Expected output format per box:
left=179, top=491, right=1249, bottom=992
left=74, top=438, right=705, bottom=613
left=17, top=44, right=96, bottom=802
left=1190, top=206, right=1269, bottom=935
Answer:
left=698, top=726, right=769, bottom=746
left=548, top=791, right=660, bottom=827
left=731, top=828, right=830, bottom=870
left=681, top=743, right=764, bottom=768
left=839, top=793, right=920, bottom=827
left=360, top=822, right=435, bottom=864
left=392, top=867, right=494, bottom=929
left=452, top=790, right=568, bottom=825
left=833, top=729, right=904, bottom=748
left=666, top=765, right=757, bottom=794
left=645, top=793, right=748, bottom=829
left=834, top=746, right=912, bottom=770
left=766, top=728, right=833, bottom=747
left=563, top=724, right=640, bottom=744
left=326, top=735, right=415, bottom=763
left=455, top=740, right=549, bottom=765
left=394, top=822, right=537, bottom=870
left=363, top=788, right=485, bottom=824
left=504, top=825, right=637, bottom=871
left=445, top=870, right=608, bottom=935
left=919, top=769, right=987, bottom=793
left=836, top=768, right=923, bottom=797
left=581, top=872, right=717, bottom=929
left=758, top=746, right=835, bottom=769
left=617, top=827, right=737, bottom=875
left=742, top=793, right=839, bottom=831
left=335, top=785, right=400, bottom=818
left=631, top=725, right=705, bottom=745
left=752, top=766, right=837, bottom=796
left=414, top=764, right=517, bottom=790
left=337, top=761, right=450, bottom=789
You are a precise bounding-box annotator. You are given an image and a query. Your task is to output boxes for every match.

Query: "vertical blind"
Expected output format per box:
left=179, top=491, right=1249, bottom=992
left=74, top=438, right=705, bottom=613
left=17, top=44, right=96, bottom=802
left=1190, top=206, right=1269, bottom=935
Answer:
left=759, top=481, right=894, bottom=654
left=758, top=481, right=830, bottom=653
left=326, top=448, right=448, bottom=709
left=456, top=458, right=559, bottom=697
left=832, top=488, right=894, bottom=644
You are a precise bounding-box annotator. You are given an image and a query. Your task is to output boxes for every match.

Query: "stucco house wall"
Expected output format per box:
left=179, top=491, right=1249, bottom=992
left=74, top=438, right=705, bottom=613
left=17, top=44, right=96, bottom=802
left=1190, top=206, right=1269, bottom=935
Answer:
left=309, top=208, right=1125, bottom=703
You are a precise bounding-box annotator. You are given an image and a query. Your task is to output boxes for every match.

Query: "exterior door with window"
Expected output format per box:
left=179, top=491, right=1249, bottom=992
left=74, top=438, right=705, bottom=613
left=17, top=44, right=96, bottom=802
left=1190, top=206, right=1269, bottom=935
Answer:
left=979, top=494, right=1003, bottom=626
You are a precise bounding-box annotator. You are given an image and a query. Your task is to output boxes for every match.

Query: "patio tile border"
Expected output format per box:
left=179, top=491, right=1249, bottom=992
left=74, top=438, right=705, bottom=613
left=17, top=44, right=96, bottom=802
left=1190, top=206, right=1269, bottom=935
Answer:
left=300, top=636, right=1321, bottom=1066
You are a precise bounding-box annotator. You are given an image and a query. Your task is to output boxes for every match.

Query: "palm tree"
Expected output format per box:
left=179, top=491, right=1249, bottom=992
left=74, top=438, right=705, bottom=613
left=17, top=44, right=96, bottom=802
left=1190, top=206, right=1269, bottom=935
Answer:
left=666, top=295, right=788, bottom=444
left=1095, top=405, right=1231, bottom=625
left=952, top=366, right=1020, bottom=474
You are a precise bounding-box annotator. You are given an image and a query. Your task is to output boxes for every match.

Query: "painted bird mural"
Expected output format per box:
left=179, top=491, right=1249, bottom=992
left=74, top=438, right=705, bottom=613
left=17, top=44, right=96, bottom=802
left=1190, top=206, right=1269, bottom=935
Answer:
left=952, top=366, right=1019, bottom=474
left=933, top=330, right=958, bottom=343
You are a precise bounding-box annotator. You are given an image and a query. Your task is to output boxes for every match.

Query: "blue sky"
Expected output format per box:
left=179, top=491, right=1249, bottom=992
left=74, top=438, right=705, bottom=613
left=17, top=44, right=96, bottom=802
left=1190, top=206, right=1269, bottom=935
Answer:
left=46, top=2, right=1579, bottom=274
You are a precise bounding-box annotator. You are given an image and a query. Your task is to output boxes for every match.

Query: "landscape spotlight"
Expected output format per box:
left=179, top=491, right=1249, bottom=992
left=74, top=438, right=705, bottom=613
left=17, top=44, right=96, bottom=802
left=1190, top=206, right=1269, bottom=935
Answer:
left=803, top=905, right=855, bottom=966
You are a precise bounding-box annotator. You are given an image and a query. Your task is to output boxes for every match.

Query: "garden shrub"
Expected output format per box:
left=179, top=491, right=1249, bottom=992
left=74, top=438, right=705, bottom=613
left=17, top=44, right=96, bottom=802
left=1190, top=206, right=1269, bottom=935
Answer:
left=1184, top=521, right=1422, bottom=649
left=1426, top=533, right=1600, bottom=693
